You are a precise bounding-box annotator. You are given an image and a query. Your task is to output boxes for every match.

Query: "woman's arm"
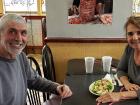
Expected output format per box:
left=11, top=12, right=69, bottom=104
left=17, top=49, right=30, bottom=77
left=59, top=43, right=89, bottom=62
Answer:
left=120, top=91, right=137, bottom=99
left=96, top=91, right=137, bottom=103
left=120, top=76, right=140, bottom=91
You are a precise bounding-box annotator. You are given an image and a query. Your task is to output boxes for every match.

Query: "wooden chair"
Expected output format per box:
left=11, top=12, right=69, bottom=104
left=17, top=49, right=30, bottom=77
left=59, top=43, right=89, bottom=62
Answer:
left=42, top=44, right=56, bottom=100
left=26, top=55, right=44, bottom=105
left=42, top=44, right=56, bottom=81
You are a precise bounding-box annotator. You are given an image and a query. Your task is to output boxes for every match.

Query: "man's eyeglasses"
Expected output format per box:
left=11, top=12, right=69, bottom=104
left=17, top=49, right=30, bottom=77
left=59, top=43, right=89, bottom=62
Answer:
left=127, top=31, right=140, bottom=36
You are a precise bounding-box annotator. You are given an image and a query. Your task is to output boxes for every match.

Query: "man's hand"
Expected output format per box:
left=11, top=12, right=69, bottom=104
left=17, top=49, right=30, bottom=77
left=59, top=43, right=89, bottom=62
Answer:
left=57, top=84, right=72, bottom=99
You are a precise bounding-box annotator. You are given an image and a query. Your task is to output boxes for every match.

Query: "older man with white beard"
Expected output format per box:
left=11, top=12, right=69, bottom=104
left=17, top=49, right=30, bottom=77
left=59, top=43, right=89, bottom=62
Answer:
left=0, top=14, right=72, bottom=105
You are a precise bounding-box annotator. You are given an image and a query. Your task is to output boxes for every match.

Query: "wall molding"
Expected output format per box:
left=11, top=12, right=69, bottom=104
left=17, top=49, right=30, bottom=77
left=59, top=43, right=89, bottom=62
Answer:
left=44, top=37, right=127, bottom=43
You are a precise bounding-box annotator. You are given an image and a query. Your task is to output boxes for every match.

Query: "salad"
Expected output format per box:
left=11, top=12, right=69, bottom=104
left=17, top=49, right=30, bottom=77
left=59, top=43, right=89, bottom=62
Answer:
left=89, top=79, right=114, bottom=96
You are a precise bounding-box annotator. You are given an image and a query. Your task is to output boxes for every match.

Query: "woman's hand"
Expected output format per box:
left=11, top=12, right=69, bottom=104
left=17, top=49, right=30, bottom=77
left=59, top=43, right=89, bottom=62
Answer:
left=96, top=90, right=138, bottom=104
left=96, top=92, right=122, bottom=103
left=124, top=83, right=140, bottom=91
left=120, top=76, right=140, bottom=91
left=57, top=84, right=72, bottom=99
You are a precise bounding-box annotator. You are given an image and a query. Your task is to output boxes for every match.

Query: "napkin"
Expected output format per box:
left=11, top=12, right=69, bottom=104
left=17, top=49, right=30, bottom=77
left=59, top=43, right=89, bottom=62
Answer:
left=103, top=73, right=116, bottom=85
left=103, top=73, right=112, bottom=80
left=103, top=73, right=123, bottom=86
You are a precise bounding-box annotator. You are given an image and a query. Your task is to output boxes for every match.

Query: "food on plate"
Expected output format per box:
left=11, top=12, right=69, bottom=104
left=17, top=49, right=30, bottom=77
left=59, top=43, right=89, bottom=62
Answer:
left=89, top=79, right=114, bottom=96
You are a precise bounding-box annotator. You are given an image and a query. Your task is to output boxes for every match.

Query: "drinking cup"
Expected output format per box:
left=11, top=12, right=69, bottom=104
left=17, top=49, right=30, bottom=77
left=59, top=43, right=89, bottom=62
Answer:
left=85, top=57, right=95, bottom=74
left=102, top=56, right=112, bottom=73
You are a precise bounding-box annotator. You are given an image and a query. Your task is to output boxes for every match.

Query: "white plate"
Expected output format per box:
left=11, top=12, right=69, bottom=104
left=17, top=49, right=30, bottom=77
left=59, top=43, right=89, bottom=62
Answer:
left=89, top=79, right=114, bottom=96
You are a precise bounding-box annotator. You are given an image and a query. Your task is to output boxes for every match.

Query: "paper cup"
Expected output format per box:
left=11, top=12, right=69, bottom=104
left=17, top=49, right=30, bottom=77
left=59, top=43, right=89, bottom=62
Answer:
left=102, top=56, right=112, bottom=73
left=85, top=57, right=95, bottom=74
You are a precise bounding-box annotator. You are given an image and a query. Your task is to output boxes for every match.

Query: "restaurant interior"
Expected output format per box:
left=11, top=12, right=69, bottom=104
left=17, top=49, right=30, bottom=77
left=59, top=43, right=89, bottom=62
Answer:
left=0, top=0, right=140, bottom=105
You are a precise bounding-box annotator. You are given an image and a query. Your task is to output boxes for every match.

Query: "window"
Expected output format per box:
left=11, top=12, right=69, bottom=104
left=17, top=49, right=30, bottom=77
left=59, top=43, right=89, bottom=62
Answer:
left=4, top=0, right=37, bottom=12
left=42, top=0, right=46, bottom=12
left=133, top=0, right=140, bottom=14
left=2, top=0, right=46, bottom=15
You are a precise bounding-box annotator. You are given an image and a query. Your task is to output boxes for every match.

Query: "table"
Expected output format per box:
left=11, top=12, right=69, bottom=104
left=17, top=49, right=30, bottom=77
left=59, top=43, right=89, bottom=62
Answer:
left=62, top=75, right=140, bottom=105
left=61, top=59, right=140, bottom=105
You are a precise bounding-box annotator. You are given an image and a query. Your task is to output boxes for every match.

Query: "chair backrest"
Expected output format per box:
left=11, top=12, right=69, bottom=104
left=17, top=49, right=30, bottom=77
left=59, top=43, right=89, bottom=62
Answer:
left=42, top=44, right=56, bottom=81
left=26, top=55, right=44, bottom=105
left=42, top=45, right=56, bottom=100
left=27, top=89, right=42, bottom=105
left=27, top=55, right=42, bottom=76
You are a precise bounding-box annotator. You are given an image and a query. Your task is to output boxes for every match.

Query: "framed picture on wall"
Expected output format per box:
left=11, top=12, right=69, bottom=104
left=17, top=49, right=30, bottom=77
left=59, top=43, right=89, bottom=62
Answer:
left=68, top=0, right=113, bottom=24
left=47, top=0, right=132, bottom=38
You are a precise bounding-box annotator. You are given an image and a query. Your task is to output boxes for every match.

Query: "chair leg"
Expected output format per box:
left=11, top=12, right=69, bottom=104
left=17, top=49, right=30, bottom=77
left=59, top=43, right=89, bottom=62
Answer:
left=43, top=93, right=46, bottom=101
left=43, top=92, right=51, bottom=101
left=47, top=93, right=51, bottom=100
